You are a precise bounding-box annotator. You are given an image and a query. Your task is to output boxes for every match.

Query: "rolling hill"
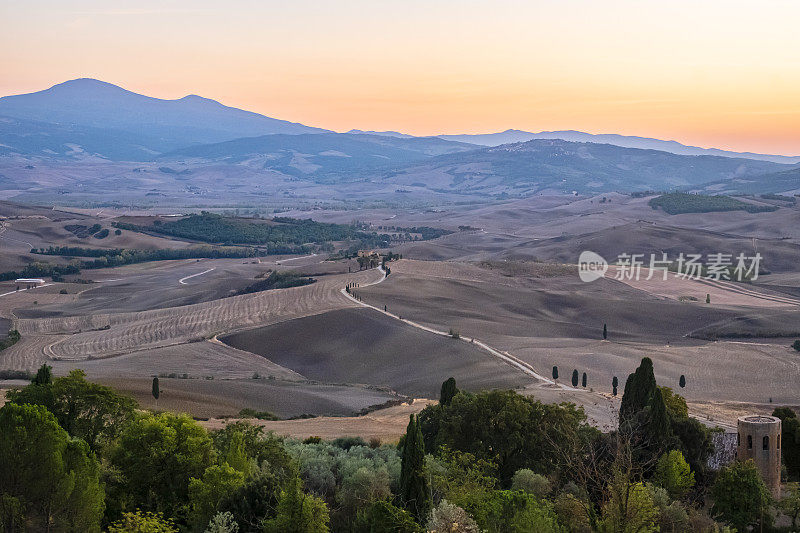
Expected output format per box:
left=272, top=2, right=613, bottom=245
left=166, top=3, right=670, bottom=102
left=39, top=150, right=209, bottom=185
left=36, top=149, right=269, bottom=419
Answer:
left=159, top=132, right=478, bottom=181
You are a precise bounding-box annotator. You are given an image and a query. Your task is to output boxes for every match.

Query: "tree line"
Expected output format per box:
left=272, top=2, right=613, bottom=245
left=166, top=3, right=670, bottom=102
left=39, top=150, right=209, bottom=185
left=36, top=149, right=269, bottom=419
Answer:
left=2, top=358, right=799, bottom=531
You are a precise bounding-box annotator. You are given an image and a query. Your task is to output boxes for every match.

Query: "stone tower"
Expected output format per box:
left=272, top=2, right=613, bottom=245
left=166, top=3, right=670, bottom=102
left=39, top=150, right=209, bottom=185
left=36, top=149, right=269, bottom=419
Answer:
left=737, top=415, right=782, bottom=497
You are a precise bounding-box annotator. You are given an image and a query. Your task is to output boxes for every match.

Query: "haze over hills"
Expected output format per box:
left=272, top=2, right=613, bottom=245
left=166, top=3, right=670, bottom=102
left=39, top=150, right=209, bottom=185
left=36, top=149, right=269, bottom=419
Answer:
left=0, top=78, right=798, bottom=201
left=384, top=139, right=790, bottom=195
left=0, top=78, right=329, bottom=154
left=437, top=129, right=800, bottom=164
left=159, top=132, right=478, bottom=181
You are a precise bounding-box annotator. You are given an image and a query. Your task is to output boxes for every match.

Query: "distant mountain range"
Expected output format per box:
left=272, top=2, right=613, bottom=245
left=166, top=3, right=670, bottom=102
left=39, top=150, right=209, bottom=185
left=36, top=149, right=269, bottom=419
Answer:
left=0, top=78, right=328, bottom=157
left=160, top=133, right=476, bottom=180
left=383, top=139, right=789, bottom=196
left=437, top=129, right=800, bottom=164
left=0, top=79, right=797, bottom=198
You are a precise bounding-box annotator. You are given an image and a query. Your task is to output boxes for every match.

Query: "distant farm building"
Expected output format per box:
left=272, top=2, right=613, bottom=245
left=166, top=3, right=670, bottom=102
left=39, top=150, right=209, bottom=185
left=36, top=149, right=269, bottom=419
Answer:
left=15, top=278, right=45, bottom=289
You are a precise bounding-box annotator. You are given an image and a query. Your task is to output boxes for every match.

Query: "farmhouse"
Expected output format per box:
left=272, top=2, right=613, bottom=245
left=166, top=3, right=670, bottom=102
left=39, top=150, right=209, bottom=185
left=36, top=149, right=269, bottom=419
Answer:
left=15, top=278, right=45, bottom=289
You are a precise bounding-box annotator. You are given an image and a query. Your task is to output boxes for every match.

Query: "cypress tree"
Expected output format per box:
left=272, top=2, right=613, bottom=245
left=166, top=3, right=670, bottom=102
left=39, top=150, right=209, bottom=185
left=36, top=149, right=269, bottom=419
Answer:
left=679, top=375, right=686, bottom=388
left=571, top=370, right=579, bottom=387
left=603, top=323, right=608, bottom=340
left=612, top=376, right=618, bottom=396
left=706, top=293, right=711, bottom=304
left=439, top=377, right=458, bottom=406
left=151, top=377, right=160, bottom=401
left=620, top=357, right=657, bottom=423
left=400, top=414, right=429, bottom=521
left=552, top=366, right=559, bottom=380
left=32, top=363, right=52, bottom=385
left=581, top=372, right=587, bottom=388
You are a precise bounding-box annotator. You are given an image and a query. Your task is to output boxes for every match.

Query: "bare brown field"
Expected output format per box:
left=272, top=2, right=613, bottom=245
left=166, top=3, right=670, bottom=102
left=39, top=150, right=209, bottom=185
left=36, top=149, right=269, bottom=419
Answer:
left=357, top=259, right=800, bottom=419
left=2, top=266, right=381, bottom=366
left=95, top=376, right=396, bottom=419
left=201, top=400, right=436, bottom=441
left=220, top=307, right=530, bottom=398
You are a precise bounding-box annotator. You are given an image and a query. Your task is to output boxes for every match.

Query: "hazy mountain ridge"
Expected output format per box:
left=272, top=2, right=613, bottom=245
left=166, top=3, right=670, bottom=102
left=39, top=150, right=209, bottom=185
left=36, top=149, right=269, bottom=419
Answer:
left=0, top=78, right=329, bottom=155
left=159, top=133, right=478, bottom=181
left=438, top=129, right=800, bottom=164
left=0, top=79, right=797, bottom=199
left=382, top=139, right=791, bottom=195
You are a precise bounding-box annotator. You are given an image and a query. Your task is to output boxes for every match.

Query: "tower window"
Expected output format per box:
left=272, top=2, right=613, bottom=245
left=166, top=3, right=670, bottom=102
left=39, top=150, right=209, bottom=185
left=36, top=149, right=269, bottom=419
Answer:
left=747, top=435, right=752, bottom=449
left=763, top=435, right=769, bottom=450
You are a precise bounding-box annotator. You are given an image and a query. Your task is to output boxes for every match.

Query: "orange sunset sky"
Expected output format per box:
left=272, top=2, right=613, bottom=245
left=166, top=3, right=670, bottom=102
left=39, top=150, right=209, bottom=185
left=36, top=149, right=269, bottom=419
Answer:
left=2, top=0, right=799, bottom=155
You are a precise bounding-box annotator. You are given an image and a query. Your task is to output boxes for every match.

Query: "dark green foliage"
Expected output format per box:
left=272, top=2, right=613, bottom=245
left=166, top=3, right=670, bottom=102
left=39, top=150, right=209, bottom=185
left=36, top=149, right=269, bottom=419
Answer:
left=552, top=366, right=558, bottom=380
left=262, top=474, right=330, bottom=533
left=93, top=228, right=109, bottom=239
left=670, top=417, right=714, bottom=482
left=773, top=407, right=800, bottom=479
left=8, top=369, right=137, bottom=452
left=649, top=192, right=779, bottom=214
left=0, top=403, right=104, bottom=532
left=399, top=414, right=429, bottom=521
left=455, top=489, right=562, bottom=533
left=571, top=370, right=579, bottom=387
left=108, top=412, right=215, bottom=521
left=711, top=460, right=772, bottom=531
left=581, top=373, right=587, bottom=388
left=218, top=470, right=283, bottom=532
left=679, top=374, right=686, bottom=388
left=418, top=389, right=596, bottom=485
left=619, top=357, right=657, bottom=424
left=602, top=323, right=607, bottom=340
left=793, top=340, right=800, bottom=352
left=115, top=212, right=389, bottom=248
left=32, top=363, right=52, bottom=385
left=0, top=330, right=20, bottom=353
left=706, top=293, right=711, bottom=304
left=237, top=407, right=280, bottom=420
left=619, top=358, right=678, bottom=468
left=210, top=421, right=293, bottom=474
left=152, top=376, right=160, bottom=400
left=353, top=500, right=421, bottom=533
left=440, top=377, right=458, bottom=406
left=33, top=244, right=266, bottom=261
left=236, top=271, right=316, bottom=295
left=331, top=436, right=368, bottom=450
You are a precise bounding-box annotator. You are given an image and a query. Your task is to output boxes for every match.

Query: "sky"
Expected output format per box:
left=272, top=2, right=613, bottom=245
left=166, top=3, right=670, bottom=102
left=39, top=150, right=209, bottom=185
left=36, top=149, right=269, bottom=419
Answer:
left=2, top=0, right=800, bottom=155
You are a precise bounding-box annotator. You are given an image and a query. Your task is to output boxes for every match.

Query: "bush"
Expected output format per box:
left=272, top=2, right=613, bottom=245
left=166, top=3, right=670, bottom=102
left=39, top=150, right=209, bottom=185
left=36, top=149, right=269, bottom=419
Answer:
left=511, top=469, right=551, bottom=498
left=793, top=340, right=800, bottom=352
left=426, top=500, right=479, bottom=533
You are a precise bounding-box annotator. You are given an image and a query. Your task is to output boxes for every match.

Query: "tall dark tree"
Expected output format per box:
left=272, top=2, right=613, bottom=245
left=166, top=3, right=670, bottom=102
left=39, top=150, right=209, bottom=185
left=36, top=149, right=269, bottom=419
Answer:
left=439, top=377, right=458, bottom=406
left=32, top=363, right=52, bottom=385
left=571, top=370, right=579, bottom=387
left=619, top=357, right=657, bottom=424
left=612, top=376, right=619, bottom=396
left=152, top=377, right=160, bottom=401
left=679, top=375, right=686, bottom=388
left=552, top=366, right=559, bottom=380
left=603, top=323, right=608, bottom=340
left=399, top=414, right=429, bottom=521
left=581, top=372, right=587, bottom=388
